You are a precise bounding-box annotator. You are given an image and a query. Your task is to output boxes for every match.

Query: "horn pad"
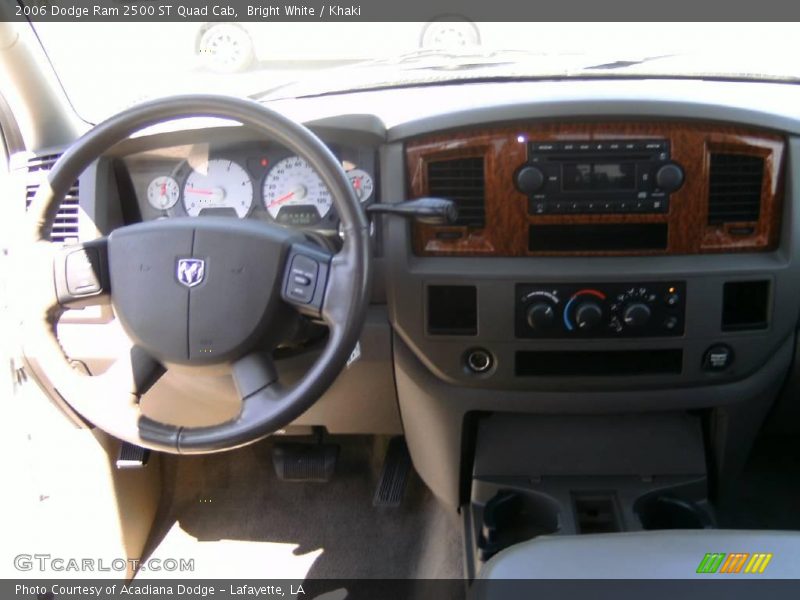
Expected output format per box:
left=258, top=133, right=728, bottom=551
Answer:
left=107, top=218, right=299, bottom=364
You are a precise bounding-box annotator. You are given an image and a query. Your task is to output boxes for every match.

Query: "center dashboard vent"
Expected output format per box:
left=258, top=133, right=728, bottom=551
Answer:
left=25, top=153, right=80, bottom=244
left=707, top=153, right=764, bottom=225
left=427, top=156, right=486, bottom=227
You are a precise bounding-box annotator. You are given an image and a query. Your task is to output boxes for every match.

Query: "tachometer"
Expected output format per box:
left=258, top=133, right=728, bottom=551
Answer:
left=147, top=176, right=180, bottom=210
left=183, top=159, right=253, bottom=218
left=263, top=156, right=332, bottom=226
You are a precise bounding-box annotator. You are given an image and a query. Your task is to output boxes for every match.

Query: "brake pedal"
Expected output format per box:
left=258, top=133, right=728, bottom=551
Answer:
left=373, top=437, right=411, bottom=507
left=272, top=441, right=339, bottom=482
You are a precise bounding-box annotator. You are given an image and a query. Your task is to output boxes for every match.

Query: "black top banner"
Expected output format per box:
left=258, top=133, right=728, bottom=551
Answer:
left=4, top=0, right=800, bottom=22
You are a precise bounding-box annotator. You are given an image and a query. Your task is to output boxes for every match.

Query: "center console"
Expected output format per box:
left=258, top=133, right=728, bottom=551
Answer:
left=382, top=115, right=800, bottom=508
left=462, top=413, right=712, bottom=579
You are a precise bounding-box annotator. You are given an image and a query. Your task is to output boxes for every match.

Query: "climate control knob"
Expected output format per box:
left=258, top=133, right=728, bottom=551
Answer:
left=526, top=302, right=556, bottom=330
left=515, top=165, right=546, bottom=194
left=574, top=302, right=603, bottom=330
left=623, top=302, right=652, bottom=328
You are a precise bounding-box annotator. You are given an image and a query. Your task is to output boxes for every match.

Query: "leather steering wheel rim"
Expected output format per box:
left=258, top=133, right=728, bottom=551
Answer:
left=21, top=95, right=371, bottom=454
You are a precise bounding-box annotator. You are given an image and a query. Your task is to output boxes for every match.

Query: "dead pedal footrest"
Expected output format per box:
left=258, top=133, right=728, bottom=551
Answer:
left=373, top=437, right=411, bottom=507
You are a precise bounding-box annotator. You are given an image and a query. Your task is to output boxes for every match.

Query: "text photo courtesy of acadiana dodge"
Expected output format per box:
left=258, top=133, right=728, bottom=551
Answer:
left=16, top=583, right=308, bottom=597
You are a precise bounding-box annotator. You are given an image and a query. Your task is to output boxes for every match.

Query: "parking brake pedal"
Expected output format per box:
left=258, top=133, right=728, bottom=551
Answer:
left=272, top=433, right=339, bottom=482
left=373, top=437, right=411, bottom=507
left=116, top=442, right=150, bottom=469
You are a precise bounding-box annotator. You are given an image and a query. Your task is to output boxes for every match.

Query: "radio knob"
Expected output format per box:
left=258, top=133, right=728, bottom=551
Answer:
left=655, top=163, right=685, bottom=192
left=526, top=302, right=556, bottom=330
left=516, top=165, right=545, bottom=194
left=623, top=302, right=652, bottom=328
left=574, top=302, right=603, bottom=330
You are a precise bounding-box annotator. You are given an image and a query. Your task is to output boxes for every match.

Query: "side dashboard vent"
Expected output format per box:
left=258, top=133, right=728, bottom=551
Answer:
left=25, top=153, right=80, bottom=244
left=708, top=153, right=764, bottom=225
left=427, top=156, right=486, bottom=227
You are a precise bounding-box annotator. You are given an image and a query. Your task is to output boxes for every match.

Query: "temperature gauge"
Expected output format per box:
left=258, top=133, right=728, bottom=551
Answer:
left=146, top=176, right=179, bottom=210
left=347, top=169, right=374, bottom=203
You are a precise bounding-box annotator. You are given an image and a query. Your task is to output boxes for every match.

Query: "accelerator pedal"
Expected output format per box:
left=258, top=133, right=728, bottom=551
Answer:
left=116, top=442, right=150, bottom=469
left=373, top=437, right=412, bottom=507
left=272, top=431, right=339, bottom=482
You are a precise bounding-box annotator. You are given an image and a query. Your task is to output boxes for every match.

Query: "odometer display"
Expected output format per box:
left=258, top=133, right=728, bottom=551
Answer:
left=263, top=156, right=332, bottom=225
left=275, top=205, right=323, bottom=226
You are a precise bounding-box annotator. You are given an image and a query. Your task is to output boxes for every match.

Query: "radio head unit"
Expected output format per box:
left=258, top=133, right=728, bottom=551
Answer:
left=516, top=140, right=685, bottom=215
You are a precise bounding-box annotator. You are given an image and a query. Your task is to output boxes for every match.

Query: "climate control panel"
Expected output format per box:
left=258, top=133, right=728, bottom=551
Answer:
left=515, top=282, right=686, bottom=338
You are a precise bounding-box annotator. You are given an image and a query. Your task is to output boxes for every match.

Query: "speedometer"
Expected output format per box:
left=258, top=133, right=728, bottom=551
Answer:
left=263, top=156, right=332, bottom=226
left=183, top=159, right=253, bottom=218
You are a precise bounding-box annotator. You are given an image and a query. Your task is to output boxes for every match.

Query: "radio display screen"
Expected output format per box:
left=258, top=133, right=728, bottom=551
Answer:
left=562, top=162, right=636, bottom=191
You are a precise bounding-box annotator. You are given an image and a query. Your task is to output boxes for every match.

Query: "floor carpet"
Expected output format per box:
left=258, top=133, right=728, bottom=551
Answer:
left=142, top=436, right=464, bottom=582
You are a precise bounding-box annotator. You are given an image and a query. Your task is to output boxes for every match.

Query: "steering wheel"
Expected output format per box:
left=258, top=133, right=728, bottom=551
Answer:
left=21, top=95, right=371, bottom=454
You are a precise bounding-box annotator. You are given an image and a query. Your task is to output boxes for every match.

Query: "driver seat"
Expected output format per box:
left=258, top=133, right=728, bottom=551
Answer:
left=479, top=530, right=800, bottom=580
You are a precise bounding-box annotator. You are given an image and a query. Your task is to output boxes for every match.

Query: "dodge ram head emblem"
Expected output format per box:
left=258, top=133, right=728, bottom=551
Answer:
left=176, top=258, right=205, bottom=288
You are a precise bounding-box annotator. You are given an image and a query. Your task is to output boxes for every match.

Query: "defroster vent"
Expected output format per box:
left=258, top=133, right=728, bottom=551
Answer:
left=708, top=153, right=764, bottom=225
left=25, top=153, right=80, bottom=244
left=427, top=156, right=486, bottom=227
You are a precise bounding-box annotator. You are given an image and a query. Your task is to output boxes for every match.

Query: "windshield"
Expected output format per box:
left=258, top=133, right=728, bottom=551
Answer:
left=32, top=22, right=800, bottom=123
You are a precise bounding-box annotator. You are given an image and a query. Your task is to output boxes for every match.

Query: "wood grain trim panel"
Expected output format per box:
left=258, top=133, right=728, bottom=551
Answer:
left=408, top=122, right=785, bottom=256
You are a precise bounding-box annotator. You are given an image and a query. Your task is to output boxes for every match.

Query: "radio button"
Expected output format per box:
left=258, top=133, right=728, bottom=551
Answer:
left=516, top=165, right=546, bottom=194
left=655, top=163, right=685, bottom=192
left=652, top=199, right=667, bottom=213
left=644, top=141, right=667, bottom=151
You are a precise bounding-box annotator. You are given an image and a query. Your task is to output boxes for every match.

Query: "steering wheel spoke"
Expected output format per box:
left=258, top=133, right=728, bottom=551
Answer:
left=53, top=238, right=110, bottom=308
left=280, top=241, right=333, bottom=318
left=232, top=351, right=278, bottom=399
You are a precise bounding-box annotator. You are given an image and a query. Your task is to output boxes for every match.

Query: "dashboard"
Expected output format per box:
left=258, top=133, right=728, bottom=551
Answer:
left=19, top=79, right=800, bottom=506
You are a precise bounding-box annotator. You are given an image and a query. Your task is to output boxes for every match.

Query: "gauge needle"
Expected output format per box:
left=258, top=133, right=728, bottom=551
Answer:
left=186, top=187, right=225, bottom=203
left=269, top=185, right=306, bottom=208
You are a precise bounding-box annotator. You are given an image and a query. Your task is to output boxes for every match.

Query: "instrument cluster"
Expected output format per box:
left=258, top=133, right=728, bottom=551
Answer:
left=124, top=140, right=376, bottom=231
